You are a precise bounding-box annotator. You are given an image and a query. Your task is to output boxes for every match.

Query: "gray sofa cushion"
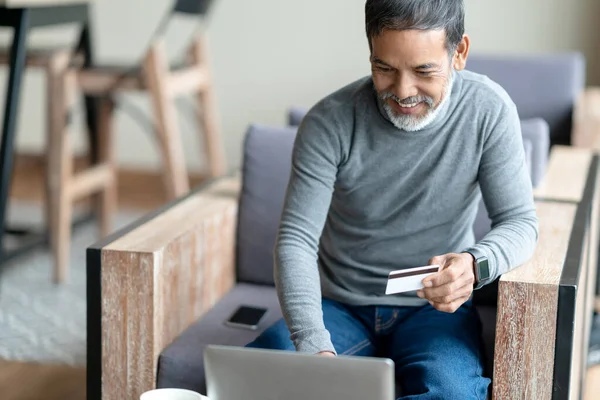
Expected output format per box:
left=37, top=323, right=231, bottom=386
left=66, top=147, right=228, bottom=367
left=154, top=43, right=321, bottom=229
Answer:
left=517, top=118, right=550, bottom=187
left=466, top=53, right=584, bottom=146
left=157, top=283, right=281, bottom=394
left=236, top=124, right=298, bottom=285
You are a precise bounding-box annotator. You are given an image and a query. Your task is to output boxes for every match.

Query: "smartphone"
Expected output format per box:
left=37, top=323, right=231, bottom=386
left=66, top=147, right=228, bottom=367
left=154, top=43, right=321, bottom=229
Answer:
left=224, top=305, right=268, bottom=330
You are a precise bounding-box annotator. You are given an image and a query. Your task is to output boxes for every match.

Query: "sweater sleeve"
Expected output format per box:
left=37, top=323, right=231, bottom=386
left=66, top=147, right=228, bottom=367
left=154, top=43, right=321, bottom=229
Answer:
left=464, top=102, right=540, bottom=284
left=274, top=109, right=343, bottom=354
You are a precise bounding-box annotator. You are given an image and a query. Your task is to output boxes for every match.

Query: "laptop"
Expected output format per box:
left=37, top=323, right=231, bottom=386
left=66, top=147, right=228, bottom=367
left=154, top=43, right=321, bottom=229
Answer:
left=203, top=345, right=395, bottom=400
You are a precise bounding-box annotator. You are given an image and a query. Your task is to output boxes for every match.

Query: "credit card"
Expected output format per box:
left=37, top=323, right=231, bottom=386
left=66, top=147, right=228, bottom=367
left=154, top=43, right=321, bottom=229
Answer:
left=385, top=264, right=440, bottom=295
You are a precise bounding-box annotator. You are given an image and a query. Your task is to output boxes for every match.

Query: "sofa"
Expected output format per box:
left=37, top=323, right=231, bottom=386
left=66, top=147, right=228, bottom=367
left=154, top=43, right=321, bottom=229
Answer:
left=87, top=53, right=600, bottom=400
left=166, top=114, right=550, bottom=383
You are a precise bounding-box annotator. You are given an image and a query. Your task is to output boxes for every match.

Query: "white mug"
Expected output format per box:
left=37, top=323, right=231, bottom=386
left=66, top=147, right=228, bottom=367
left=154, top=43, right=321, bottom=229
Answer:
left=140, top=388, right=209, bottom=400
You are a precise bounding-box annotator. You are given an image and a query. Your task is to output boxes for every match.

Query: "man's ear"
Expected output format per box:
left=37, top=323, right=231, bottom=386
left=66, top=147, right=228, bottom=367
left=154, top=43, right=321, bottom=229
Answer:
left=453, top=34, right=470, bottom=70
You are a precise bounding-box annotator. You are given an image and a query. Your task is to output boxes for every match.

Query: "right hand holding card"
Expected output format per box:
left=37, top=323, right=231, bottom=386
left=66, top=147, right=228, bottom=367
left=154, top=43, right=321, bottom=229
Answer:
left=385, top=264, right=441, bottom=295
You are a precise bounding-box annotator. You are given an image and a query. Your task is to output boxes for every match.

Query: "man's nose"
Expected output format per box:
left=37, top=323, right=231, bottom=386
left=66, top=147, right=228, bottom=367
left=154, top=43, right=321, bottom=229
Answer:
left=393, top=73, right=418, bottom=101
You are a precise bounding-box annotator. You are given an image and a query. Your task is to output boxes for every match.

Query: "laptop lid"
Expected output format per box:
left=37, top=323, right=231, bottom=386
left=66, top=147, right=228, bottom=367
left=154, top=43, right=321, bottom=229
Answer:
left=203, top=345, right=395, bottom=400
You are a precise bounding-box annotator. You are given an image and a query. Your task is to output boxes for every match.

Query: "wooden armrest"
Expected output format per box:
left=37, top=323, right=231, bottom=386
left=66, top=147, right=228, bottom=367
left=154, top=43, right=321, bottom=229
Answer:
left=494, top=146, right=599, bottom=399
left=87, top=176, right=242, bottom=400
left=533, top=145, right=594, bottom=202
left=572, top=87, right=600, bottom=150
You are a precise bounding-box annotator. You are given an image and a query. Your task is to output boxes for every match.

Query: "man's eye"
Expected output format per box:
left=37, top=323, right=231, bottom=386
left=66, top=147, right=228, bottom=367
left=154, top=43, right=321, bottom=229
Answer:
left=375, top=65, right=393, bottom=72
left=417, top=71, right=433, bottom=76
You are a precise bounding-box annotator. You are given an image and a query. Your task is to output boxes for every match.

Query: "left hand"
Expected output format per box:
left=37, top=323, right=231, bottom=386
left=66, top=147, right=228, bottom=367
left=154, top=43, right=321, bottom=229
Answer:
left=416, top=252, right=475, bottom=313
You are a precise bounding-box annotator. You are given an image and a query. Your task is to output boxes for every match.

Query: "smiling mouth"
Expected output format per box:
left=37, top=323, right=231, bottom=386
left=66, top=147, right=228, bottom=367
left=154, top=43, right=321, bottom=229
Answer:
left=397, top=102, right=421, bottom=108
left=389, top=99, right=424, bottom=115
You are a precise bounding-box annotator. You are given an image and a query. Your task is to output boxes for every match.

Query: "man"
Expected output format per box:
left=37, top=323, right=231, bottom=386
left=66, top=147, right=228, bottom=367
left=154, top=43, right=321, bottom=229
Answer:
left=247, top=0, right=539, bottom=398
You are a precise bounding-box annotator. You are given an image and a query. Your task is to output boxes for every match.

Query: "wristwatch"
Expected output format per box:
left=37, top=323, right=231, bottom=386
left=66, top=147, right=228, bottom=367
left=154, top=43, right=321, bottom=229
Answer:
left=466, top=252, right=490, bottom=289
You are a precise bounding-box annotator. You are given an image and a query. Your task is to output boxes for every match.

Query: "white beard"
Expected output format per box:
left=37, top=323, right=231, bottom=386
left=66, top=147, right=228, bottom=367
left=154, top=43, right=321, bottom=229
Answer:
left=380, top=73, right=454, bottom=132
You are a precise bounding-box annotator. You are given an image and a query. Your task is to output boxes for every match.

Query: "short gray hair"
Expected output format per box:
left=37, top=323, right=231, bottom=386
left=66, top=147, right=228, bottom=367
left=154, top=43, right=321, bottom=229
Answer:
left=365, top=0, right=465, bottom=54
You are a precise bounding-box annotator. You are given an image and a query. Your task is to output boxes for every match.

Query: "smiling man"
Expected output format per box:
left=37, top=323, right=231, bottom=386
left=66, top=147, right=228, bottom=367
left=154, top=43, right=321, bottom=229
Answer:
left=246, top=1, right=539, bottom=398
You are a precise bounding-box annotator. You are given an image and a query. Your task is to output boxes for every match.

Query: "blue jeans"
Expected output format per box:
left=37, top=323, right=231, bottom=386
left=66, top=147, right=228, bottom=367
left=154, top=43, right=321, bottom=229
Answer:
left=246, top=298, right=491, bottom=400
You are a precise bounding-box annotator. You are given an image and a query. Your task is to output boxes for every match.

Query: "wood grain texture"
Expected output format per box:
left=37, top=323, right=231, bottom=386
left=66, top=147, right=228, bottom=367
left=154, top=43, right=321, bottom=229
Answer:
left=533, top=146, right=593, bottom=203
left=493, top=202, right=577, bottom=400
left=501, top=202, right=577, bottom=285
left=99, top=177, right=240, bottom=400
left=572, top=87, right=600, bottom=150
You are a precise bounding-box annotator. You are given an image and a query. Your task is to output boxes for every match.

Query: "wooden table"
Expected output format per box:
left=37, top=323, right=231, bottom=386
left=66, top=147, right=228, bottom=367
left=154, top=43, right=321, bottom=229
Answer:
left=0, top=0, right=97, bottom=265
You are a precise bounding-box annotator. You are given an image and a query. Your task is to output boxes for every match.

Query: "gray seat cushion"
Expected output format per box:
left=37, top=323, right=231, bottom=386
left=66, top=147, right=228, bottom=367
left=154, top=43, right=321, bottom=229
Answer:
left=157, top=283, right=281, bottom=394
left=236, top=124, right=298, bottom=285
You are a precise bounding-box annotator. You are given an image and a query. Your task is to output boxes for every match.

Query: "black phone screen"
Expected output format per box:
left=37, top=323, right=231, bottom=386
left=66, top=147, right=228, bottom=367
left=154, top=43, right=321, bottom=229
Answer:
left=227, top=306, right=267, bottom=326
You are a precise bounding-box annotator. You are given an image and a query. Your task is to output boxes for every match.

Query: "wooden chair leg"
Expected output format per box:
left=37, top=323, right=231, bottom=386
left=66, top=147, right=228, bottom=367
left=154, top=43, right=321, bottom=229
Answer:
left=190, top=34, right=226, bottom=178
left=96, top=98, right=117, bottom=237
left=48, top=69, right=76, bottom=283
left=46, top=52, right=72, bottom=283
left=144, top=40, right=189, bottom=200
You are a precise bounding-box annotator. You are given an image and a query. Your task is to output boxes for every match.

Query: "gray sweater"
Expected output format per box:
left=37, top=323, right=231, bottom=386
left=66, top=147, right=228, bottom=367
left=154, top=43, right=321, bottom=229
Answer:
left=274, top=69, right=539, bottom=354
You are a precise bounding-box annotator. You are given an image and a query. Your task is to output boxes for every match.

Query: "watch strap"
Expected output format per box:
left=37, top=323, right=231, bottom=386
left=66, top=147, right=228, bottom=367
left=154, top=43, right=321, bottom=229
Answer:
left=463, top=248, right=489, bottom=290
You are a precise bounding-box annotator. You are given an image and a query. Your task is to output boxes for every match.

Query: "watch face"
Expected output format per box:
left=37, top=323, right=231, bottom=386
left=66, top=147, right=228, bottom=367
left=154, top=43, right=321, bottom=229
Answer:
left=478, top=258, right=490, bottom=280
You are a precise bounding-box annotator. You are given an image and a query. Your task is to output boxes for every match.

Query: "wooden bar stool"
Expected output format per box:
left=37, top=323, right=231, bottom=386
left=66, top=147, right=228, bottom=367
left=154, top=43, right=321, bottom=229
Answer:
left=74, top=31, right=226, bottom=200
left=0, top=46, right=84, bottom=213
left=48, top=51, right=116, bottom=283
left=0, top=46, right=91, bottom=282
left=48, top=29, right=225, bottom=281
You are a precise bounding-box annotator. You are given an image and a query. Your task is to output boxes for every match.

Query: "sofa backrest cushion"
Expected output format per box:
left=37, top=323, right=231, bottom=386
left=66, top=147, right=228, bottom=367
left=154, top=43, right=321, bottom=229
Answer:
left=466, top=53, right=584, bottom=146
left=236, top=124, right=297, bottom=285
left=521, top=118, right=550, bottom=187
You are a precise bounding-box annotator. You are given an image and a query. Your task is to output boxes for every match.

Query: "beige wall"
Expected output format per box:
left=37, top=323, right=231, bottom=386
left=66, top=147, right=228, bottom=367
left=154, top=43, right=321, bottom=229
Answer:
left=0, top=0, right=598, bottom=173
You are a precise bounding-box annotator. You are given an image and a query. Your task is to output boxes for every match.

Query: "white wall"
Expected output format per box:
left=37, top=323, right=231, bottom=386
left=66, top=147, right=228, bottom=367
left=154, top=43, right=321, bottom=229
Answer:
left=0, top=0, right=598, bottom=173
